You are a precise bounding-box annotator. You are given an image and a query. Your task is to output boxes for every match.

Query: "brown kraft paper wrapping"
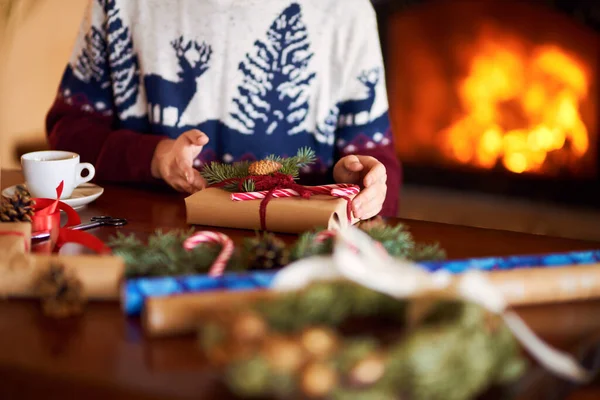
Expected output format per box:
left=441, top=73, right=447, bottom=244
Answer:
left=0, top=222, right=31, bottom=256
left=0, top=254, right=124, bottom=300
left=142, top=264, right=600, bottom=337
left=143, top=290, right=275, bottom=337
left=185, top=188, right=359, bottom=233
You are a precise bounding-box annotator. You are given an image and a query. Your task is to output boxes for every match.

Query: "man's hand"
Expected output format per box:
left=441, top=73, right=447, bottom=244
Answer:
left=333, top=155, right=387, bottom=220
left=151, top=129, right=209, bottom=193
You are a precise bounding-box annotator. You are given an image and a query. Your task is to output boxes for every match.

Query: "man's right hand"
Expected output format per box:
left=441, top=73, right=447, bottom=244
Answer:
left=150, top=129, right=209, bottom=193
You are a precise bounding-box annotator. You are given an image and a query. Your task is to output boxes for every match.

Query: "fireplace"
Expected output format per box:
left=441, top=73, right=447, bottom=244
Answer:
left=375, top=0, right=599, bottom=208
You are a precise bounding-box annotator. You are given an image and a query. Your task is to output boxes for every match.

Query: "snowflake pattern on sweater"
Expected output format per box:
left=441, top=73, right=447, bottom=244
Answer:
left=56, top=0, right=393, bottom=173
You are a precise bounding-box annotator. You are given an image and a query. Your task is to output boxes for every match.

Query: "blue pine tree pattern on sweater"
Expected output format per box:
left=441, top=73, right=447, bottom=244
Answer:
left=144, top=37, right=213, bottom=128
left=59, top=25, right=112, bottom=115
left=103, top=0, right=141, bottom=114
left=230, top=3, right=316, bottom=136
left=58, top=0, right=141, bottom=119
left=55, top=0, right=393, bottom=173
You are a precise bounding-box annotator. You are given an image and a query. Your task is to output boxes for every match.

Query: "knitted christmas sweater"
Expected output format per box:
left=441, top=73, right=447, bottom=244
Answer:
left=46, top=0, right=401, bottom=216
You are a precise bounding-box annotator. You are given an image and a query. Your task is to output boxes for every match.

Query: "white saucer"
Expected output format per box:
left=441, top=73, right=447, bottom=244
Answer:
left=2, top=183, right=104, bottom=210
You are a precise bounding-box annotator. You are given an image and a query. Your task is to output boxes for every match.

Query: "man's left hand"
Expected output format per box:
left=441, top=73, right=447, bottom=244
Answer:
left=333, top=155, right=387, bottom=220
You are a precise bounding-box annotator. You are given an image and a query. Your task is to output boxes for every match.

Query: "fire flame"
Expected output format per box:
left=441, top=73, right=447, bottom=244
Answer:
left=443, top=35, right=590, bottom=174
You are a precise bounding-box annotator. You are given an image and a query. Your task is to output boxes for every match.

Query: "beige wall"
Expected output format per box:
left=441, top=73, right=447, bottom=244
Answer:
left=0, top=0, right=87, bottom=170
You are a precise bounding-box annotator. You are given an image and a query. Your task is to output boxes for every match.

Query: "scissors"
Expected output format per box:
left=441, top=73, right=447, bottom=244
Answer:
left=31, top=216, right=128, bottom=241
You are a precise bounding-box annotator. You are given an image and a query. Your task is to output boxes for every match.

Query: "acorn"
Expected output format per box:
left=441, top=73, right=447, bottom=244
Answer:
left=231, top=311, right=268, bottom=344
left=348, top=353, right=386, bottom=387
left=300, top=327, right=339, bottom=360
left=300, top=362, right=338, bottom=398
left=261, top=335, right=306, bottom=373
left=248, top=160, right=282, bottom=176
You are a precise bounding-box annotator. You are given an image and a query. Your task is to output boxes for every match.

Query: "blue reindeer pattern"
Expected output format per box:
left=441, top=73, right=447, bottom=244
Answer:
left=144, top=36, right=213, bottom=128
left=338, top=67, right=381, bottom=126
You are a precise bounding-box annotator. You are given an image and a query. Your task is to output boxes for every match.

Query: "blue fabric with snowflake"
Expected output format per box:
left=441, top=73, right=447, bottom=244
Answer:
left=122, top=248, right=600, bottom=315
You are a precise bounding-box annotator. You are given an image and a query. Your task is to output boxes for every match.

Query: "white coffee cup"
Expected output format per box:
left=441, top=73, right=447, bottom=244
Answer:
left=21, top=150, right=96, bottom=199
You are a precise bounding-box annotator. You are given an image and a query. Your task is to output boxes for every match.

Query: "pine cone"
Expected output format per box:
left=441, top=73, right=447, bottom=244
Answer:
left=244, top=233, right=290, bottom=270
left=0, top=185, right=35, bottom=222
left=248, top=160, right=282, bottom=176
left=35, top=263, right=86, bottom=318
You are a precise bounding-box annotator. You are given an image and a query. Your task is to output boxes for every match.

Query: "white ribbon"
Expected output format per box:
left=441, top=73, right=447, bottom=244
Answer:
left=272, top=227, right=591, bottom=382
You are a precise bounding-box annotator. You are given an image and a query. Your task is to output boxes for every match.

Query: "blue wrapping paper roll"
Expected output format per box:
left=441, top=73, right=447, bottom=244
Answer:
left=123, top=272, right=277, bottom=315
left=420, top=249, right=600, bottom=273
left=122, top=248, right=600, bottom=316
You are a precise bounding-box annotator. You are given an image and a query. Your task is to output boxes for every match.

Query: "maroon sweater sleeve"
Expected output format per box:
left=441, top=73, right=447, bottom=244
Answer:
left=45, top=97, right=165, bottom=185
left=356, top=143, right=401, bottom=218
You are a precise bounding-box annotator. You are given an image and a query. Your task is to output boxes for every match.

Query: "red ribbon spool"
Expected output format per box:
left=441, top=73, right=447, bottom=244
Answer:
left=31, top=181, right=111, bottom=254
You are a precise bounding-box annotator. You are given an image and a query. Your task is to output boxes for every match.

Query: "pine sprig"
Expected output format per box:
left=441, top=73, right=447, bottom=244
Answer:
left=290, top=222, right=446, bottom=262
left=107, top=229, right=244, bottom=278
left=108, top=220, right=445, bottom=279
left=266, top=147, right=316, bottom=178
left=200, top=147, right=317, bottom=192
left=200, top=160, right=251, bottom=191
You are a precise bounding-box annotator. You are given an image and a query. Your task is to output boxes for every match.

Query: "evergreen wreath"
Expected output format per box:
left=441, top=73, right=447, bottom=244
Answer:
left=197, top=281, right=526, bottom=400
left=200, top=147, right=317, bottom=192
left=107, top=218, right=446, bottom=279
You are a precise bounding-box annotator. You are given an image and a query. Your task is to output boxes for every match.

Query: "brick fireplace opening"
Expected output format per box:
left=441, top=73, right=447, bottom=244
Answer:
left=374, top=0, right=600, bottom=240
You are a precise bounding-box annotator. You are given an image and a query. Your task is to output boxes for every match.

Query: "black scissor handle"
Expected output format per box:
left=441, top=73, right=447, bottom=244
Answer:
left=90, top=216, right=128, bottom=226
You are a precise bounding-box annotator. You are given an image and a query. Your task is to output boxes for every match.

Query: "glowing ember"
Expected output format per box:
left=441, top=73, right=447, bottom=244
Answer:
left=442, top=35, right=590, bottom=174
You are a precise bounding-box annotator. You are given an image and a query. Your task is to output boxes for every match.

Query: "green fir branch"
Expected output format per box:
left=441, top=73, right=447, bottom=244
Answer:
left=107, top=229, right=244, bottom=278
left=108, top=220, right=445, bottom=279
left=200, top=160, right=251, bottom=191
left=268, top=146, right=316, bottom=178
left=290, top=223, right=445, bottom=262
left=201, top=147, right=317, bottom=192
left=242, top=179, right=256, bottom=192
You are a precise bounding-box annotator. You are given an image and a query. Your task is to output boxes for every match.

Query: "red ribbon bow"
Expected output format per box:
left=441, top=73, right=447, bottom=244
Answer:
left=31, top=181, right=111, bottom=254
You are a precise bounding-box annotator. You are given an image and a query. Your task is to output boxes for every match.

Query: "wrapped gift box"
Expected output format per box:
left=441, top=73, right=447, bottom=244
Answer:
left=185, top=187, right=359, bottom=233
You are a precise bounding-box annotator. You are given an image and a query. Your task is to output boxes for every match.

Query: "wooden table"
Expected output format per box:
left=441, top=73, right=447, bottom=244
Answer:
left=2, top=169, right=600, bottom=400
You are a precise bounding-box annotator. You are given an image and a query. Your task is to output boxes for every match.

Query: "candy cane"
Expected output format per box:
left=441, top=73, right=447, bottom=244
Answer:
left=231, top=184, right=360, bottom=201
left=183, top=231, right=234, bottom=277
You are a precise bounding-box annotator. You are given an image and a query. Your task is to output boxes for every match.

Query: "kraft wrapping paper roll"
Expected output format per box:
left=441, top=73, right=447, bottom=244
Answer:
left=0, top=222, right=31, bottom=256
left=143, top=290, right=275, bottom=338
left=185, top=187, right=359, bottom=234
left=0, top=253, right=125, bottom=300
left=139, top=263, right=600, bottom=337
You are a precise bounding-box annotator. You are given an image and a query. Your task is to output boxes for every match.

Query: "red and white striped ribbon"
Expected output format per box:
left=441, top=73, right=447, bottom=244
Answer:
left=183, top=231, right=234, bottom=277
left=314, top=230, right=337, bottom=243
left=231, top=183, right=359, bottom=201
